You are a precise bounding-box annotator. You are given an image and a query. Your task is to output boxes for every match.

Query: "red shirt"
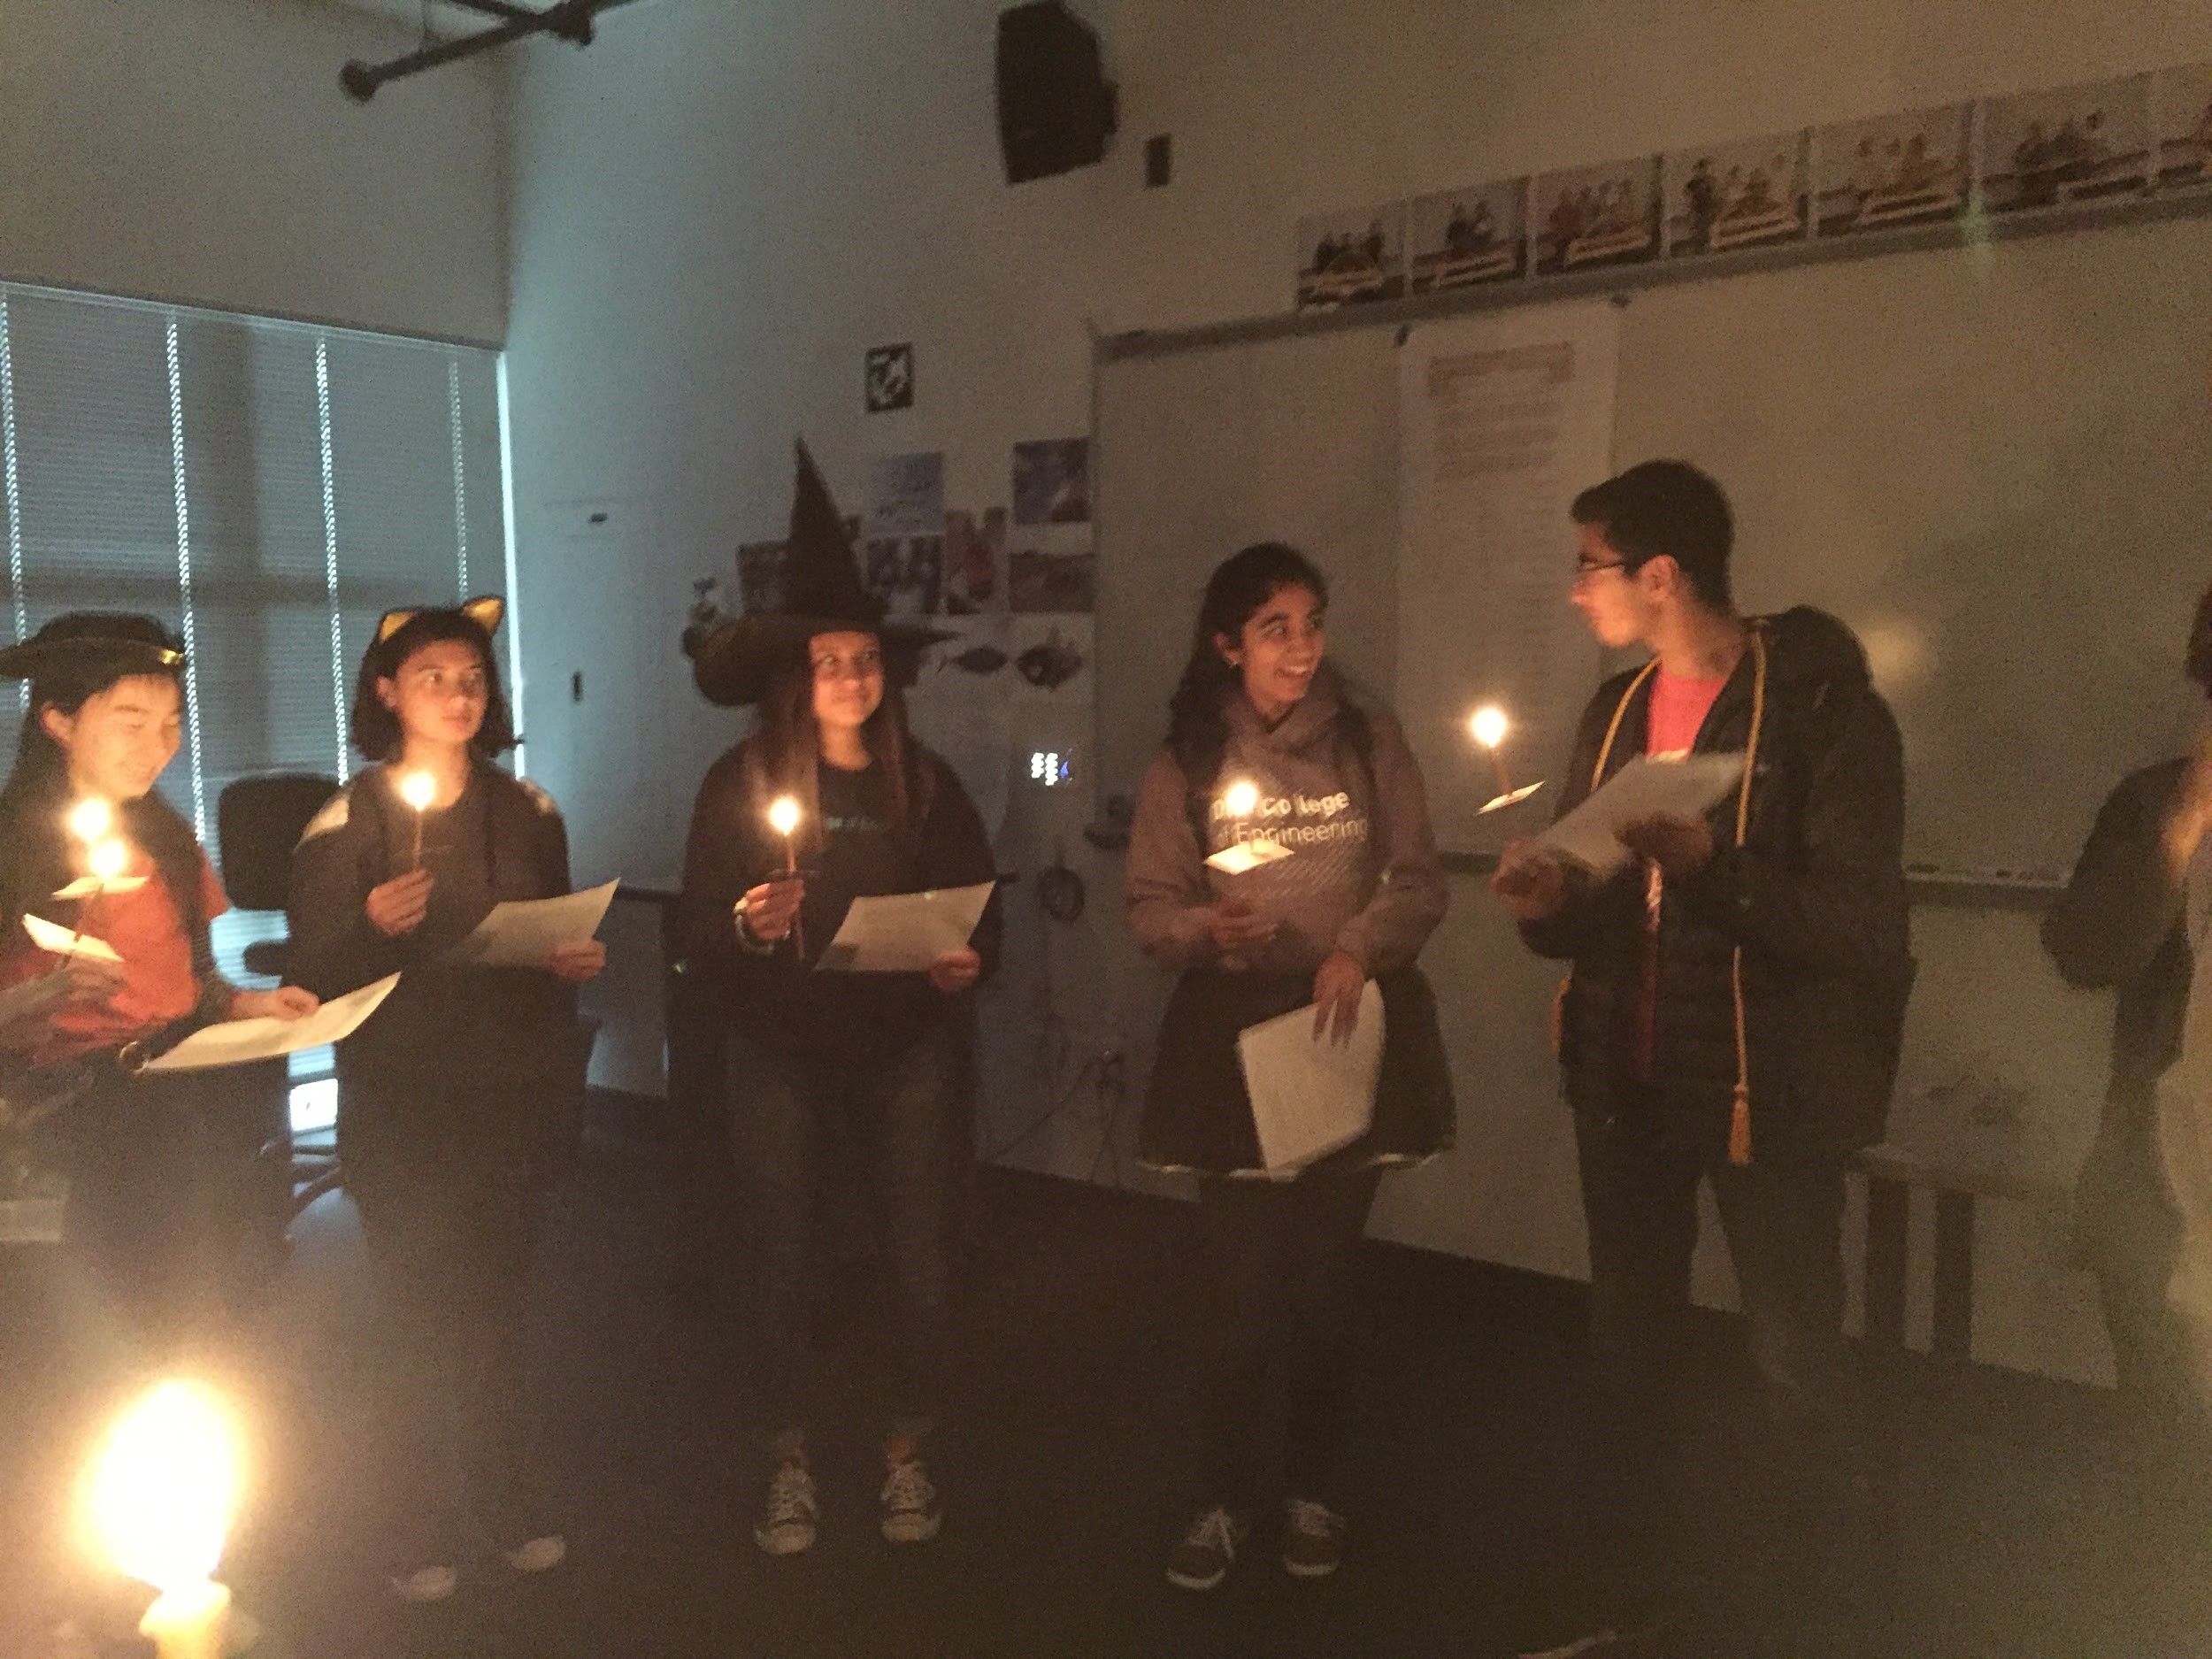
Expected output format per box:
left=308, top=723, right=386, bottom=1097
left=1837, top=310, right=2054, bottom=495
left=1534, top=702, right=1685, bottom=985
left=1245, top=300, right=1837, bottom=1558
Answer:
left=1634, top=670, right=1727, bottom=1082
left=0, top=844, right=229, bottom=1064
left=1646, top=668, right=1727, bottom=757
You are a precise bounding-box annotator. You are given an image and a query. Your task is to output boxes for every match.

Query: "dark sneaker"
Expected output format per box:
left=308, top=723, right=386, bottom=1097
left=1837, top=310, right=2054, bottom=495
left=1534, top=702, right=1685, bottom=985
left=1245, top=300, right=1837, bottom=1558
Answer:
left=754, top=1459, right=818, bottom=1557
left=1281, top=1497, right=1345, bottom=1578
left=1164, top=1505, right=1248, bottom=1591
left=879, top=1456, right=942, bottom=1544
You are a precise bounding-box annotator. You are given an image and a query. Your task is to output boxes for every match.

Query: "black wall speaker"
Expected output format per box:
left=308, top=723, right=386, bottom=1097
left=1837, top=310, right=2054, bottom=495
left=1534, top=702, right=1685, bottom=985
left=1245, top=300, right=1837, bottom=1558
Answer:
left=995, top=2, right=1117, bottom=184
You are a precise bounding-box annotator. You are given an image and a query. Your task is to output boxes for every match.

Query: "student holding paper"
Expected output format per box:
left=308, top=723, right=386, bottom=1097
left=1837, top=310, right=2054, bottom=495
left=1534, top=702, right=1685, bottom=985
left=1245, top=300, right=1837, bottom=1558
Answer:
left=680, top=443, right=1001, bottom=1559
left=0, top=614, right=317, bottom=1344
left=2042, top=577, right=2212, bottom=1545
left=1124, top=542, right=1453, bottom=1592
left=1492, top=462, right=1911, bottom=1657
left=288, top=599, right=603, bottom=1603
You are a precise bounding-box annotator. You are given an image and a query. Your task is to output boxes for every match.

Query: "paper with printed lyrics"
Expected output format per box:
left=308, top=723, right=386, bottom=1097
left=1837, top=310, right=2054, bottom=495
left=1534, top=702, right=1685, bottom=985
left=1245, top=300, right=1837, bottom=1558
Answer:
left=816, top=881, right=996, bottom=972
left=22, top=913, right=124, bottom=964
left=1237, top=981, right=1386, bottom=1176
left=138, top=973, right=401, bottom=1072
left=447, top=879, right=620, bottom=968
left=1531, top=752, right=1747, bottom=878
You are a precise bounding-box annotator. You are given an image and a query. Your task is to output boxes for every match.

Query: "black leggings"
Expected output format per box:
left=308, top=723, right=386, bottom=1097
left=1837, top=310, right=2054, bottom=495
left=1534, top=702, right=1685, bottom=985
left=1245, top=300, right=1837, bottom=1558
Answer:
left=1193, top=1166, right=1382, bottom=1510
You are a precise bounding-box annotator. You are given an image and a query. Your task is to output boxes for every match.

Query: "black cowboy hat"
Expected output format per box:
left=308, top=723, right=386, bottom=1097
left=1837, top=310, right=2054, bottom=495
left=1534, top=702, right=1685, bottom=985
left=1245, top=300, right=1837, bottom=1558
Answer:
left=687, top=441, right=952, bottom=707
left=0, top=613, right=186, bottom=683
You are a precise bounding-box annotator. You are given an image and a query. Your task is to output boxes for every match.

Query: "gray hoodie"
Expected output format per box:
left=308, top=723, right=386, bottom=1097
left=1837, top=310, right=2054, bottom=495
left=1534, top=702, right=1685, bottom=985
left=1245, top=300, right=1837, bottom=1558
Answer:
left=1124, top=664, right=1448, bottom=978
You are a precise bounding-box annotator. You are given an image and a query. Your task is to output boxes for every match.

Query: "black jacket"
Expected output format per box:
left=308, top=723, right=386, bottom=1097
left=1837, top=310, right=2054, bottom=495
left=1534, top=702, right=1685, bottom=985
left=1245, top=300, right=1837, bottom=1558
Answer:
left=1521, top=607, right=1913, bottom=1161
left=2042, top=758, right=2190, bottom=1280
left=680, top=741, right=1002, bottom=1059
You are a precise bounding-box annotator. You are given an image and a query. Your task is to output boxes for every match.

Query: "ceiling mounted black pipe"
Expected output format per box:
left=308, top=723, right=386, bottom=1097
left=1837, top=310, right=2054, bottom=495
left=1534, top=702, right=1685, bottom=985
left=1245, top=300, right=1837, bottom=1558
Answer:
left=340, top=0, right=627, bottom=103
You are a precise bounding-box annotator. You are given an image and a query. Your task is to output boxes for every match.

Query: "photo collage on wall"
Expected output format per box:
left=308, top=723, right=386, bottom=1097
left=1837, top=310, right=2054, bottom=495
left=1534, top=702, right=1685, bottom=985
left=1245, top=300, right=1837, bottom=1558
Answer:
left=705, top=441, right=1096, bottom=835
left=1292, top=58, right=2212, bottom=311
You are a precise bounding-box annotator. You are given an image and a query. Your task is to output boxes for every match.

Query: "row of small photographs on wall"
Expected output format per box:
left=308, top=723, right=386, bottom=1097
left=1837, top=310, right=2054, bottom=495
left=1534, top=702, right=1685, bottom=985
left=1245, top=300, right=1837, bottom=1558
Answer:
left=1295, top=63, right=2212, bottom=310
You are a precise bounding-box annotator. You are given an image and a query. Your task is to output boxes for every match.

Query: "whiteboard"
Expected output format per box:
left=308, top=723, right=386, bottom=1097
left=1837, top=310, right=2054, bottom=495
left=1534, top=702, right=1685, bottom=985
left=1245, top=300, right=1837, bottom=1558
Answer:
left=1096, top=214, right=2212, bottom=879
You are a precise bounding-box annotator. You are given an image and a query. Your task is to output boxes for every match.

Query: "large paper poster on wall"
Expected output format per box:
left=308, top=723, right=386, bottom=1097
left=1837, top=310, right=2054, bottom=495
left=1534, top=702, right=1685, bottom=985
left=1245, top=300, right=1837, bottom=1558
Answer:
left=1395, top=302, right=1620, bottom=853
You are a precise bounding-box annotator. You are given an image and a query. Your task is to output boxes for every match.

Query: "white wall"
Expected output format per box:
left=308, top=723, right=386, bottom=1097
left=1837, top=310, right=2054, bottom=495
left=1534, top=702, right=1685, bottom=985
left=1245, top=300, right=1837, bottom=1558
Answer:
left=504, top=0, right=2212, bottom=1381
left=0, top=0, right=509, bottom=342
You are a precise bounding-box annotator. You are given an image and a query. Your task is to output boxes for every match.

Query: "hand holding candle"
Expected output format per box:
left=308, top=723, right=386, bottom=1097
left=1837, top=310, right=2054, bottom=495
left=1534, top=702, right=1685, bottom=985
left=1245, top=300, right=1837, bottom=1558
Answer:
left=764, top=795, right=805, bottom=956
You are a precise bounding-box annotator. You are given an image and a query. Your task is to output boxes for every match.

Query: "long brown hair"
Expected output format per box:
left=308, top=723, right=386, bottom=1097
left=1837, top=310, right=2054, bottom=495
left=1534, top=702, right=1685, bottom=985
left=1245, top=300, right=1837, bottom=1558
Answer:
left=741, top=631, right=935, bottom=848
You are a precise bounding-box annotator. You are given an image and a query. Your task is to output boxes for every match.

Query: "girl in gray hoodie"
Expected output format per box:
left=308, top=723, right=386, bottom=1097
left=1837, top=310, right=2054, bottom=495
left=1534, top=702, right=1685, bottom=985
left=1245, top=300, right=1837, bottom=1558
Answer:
left=1125, top=542, right=1454, bottom=1591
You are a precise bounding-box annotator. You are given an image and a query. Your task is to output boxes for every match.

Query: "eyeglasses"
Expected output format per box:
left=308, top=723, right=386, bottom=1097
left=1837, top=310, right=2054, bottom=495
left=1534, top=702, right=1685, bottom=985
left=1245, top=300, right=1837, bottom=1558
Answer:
left=1572, top=557, right=1631, bottom=581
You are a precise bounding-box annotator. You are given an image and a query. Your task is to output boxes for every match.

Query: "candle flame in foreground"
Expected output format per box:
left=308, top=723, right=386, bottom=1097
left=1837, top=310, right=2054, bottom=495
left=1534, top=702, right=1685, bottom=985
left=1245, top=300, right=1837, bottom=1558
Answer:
left=88, top=1380, right=241, bottom=1594
left=1471, top=707, right=1509, bottom=749
left=1222, top=780, right=1259, bottom=819
left=398, top=772, right=436, bottom=813
left=87, top=838, right=130, bottom=884
left=767, top=796, right=802, bottom=838
left=68, top=798, right=114, bottom=844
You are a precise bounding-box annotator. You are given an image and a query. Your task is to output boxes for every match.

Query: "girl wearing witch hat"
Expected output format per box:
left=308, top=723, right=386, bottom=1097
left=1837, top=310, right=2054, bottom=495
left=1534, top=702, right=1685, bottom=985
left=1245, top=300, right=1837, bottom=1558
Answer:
left=287, top=597, right=603, bottom=1603
left=0, top=613, right=319, bottom=1347
left=681, top=443, right=1001, bottom=1557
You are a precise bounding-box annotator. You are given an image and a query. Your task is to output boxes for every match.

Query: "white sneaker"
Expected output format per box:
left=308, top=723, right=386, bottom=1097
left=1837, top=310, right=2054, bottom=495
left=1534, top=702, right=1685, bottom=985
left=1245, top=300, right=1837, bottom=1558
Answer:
left=879, top=1457, right=942, bottom=1544
left=1164, top=1505, right=1248, bottom=1591
left=389, top=1564, right=458, bottom=1603
left=502, top=1534, right=567, bottom=1574
left=755, top=1459, right=819, bottom=1556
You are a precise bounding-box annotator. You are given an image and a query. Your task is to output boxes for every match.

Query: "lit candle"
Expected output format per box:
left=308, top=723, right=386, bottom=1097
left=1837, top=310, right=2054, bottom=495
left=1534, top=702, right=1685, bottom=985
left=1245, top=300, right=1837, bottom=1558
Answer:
left=67, top=797, right=113, bottom=847
left=88, top=1380, right=242, bottom=1659
left=766, top=795, right=804, bottom=955
left=397, top=770, right=436, bottom=870
left=1470, top=706, right=1515, bottom=798
left=1222, top=779, right=1259, bottom=849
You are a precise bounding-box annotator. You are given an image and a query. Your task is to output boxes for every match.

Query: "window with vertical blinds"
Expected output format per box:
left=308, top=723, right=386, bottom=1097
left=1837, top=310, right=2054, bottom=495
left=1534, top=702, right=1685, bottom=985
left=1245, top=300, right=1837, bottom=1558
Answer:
left=0, top=281, right=507, bottom=1076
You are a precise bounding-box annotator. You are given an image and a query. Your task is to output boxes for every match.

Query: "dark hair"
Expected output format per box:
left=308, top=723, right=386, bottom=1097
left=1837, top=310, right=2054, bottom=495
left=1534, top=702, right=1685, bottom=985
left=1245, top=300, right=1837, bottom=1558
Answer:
left=1165, top=542, right=1336, bottom=791
left=1571, top=459, right=1735, bottom=611
left=0, top=617, right=204, bottom=938
left=743, top=629, right=933, bottom=844
left=349, top=608, right=516, bottom=764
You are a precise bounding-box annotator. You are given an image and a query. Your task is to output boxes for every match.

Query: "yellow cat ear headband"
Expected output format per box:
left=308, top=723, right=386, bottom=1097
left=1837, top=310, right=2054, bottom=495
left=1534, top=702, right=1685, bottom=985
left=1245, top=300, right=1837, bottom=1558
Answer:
left=375, top=595, right=506, bottom=644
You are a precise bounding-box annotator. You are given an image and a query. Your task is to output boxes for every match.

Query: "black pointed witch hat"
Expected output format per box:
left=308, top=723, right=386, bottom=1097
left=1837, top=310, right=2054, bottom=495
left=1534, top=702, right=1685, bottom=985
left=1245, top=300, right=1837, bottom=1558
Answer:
left=687, top=441, right=952, bottom=707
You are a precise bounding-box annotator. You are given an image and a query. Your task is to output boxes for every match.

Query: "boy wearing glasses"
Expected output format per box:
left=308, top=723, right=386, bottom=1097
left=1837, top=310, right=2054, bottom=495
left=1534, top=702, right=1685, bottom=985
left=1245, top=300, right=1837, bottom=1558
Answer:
left=1494, top=460, right=1912, bottom=1656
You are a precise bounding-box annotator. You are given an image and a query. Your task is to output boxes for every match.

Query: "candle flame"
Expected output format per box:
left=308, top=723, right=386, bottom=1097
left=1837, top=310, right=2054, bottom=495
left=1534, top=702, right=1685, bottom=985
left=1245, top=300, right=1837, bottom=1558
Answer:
left=398, top=771, right=436, bottom=812
left=87, top=838, right=130, bottom=884
left=1222, top=780, right=1259, bottom=819
left=88, top=1380, right=241, bottom=1594
left=67, top=798, right=114, bottom=844
left=1471, top=706, right=1509, bottom=749
left=767, top=795, right=802, bottom=838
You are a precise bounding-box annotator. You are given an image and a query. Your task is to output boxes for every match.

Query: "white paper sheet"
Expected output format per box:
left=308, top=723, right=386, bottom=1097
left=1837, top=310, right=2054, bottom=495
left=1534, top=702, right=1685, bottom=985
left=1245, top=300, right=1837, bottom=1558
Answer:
left=1532, top=752, right=1747, bottom=877
left=138, top=973, right=401, bottom=1072
left=22, top=913, right=124, bottom=964
left=447, top=879, right=619, bottom=969
left=816, top=882, right=995, bottom=973
left=1236, top=981, right=1386, bottom=1176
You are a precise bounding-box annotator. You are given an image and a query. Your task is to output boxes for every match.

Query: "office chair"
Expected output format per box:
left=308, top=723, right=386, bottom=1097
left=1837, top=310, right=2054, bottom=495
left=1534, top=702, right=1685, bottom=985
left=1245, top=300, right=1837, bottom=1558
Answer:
left=215, top=772, right=342, bottom=1220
